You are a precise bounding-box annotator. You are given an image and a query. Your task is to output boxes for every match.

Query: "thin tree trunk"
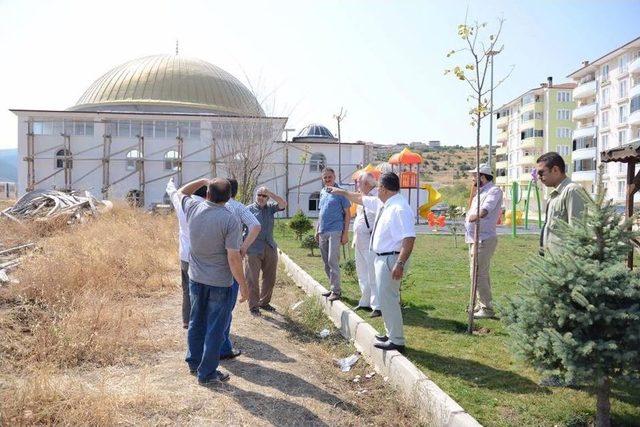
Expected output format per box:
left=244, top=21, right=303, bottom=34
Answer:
left=467, top=111, right=482, bottom=334
left=596, top=376, right=611, bottom=427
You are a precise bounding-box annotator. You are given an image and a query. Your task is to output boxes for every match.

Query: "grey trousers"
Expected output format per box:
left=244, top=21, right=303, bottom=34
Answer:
left=245, top=245, right=278, bottom=310
left=319, top=231, right=342, bottom=294
left=375, top=253, right=405, bottom=345
left=468, top=237, right=498, bottom=312
left=180, top=260, right=190, bottom=326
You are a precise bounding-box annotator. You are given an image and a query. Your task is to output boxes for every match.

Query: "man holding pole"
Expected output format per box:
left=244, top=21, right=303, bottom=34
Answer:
left=464, top=164, right=503, bottom=320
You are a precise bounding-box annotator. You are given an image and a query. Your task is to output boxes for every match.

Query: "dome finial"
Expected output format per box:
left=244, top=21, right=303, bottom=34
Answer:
left=175, top=39, right=179, bottom=55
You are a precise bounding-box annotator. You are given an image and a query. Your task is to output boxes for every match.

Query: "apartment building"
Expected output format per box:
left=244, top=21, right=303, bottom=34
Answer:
left=567, top=36, right=640, bottom=202
left=494, top=77, right=576, bottom=210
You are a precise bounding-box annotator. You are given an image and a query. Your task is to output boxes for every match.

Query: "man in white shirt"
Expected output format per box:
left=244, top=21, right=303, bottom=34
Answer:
left=327, top=172, right=416, bottom=353
left=166, top=178, right=206, bottom=329
left=352, top=173, right=381, bottom=318
left=464, top=164, right=503, bottom=320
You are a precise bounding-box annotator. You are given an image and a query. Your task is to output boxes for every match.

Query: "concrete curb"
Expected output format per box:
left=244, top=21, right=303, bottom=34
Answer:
left=279, top=249, right=482, bottom=427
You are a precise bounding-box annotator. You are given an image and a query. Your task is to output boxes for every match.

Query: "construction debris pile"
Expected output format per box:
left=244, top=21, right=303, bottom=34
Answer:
left=1, top=189, right=112, bottom=223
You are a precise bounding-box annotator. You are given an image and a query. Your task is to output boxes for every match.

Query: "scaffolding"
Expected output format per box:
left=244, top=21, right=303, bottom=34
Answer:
left=18, top=117, right=364, bottom=213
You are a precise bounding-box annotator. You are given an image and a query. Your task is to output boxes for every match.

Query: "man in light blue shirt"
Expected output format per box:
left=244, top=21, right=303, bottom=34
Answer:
left=315, top=167, right=351, bottom=301
left=464, top=164, right=503, bottom=319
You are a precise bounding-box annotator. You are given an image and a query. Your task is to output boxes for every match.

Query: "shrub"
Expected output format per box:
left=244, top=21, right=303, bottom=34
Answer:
left=289, top=210, right=313, bottom=240
left=340, top=258, right=357, bottom=283
left=301, top=234, right=319, bottom=256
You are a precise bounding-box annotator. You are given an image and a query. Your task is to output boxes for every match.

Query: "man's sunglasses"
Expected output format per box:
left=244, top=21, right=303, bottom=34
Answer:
left=257, top=194, right=269, bottom=198
left=537, top=169, right=546, bottom=177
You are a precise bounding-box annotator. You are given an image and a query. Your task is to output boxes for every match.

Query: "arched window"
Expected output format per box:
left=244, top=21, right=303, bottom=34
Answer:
left=309, top=153, right=326, bottom=172
left=308, top=191, right=321, bottom=211
left=164, top=150, right=180, bottom=170
left=126, top=149, right=141, bottom=171
left=55, top=149, right=72, bottom=169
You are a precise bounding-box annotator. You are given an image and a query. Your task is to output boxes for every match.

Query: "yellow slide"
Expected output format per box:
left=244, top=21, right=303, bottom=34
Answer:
left=418, top=183, right=442, bottom=219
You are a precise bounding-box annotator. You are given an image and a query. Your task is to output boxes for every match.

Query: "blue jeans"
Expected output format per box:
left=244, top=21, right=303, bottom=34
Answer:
left=186, top=280, right=232, bottom=382
left=219, top=280, right=239, bottom=356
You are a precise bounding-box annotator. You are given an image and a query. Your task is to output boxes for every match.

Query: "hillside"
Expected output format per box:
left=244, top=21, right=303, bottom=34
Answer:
left=373, top=144, right=490, bottom=186
left=0, top=148, right=17, bottom=181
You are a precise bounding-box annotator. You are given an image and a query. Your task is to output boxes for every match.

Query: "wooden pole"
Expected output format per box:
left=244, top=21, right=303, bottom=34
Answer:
left=102, top=133, right=111, bottom=199
left=177, top=136, right=184, bottom=186
left=138, top=135, right=145, bottom=207
left=627, top=161, right=636, bottom=270
left=210, top=137, right=217, bottom=177
left=63, top=134, right=72, bottom=191
left=26, top=122, right=35, bottom=191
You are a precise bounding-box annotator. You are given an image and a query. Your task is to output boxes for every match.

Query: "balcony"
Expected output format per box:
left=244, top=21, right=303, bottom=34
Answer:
left=496, top=160, right=508, bottom=169
left=518, top=154, right=538, bottom=166
left=630, top=56, right=640, bottom=75
left=497, top=116, right=509, bottom=129
left=520, top=136, right=543, bottom=149
left=572, top=125, right=597, bottom=139
left=571, top=170, right=596, bottom=182
left=630, top=83, right=640, bottom=99
left=496, top=145, right=508, bottom=155
left=496, top=176, right=507, bottom=185
left=572, top=146, right=597, bottom=161
left=573, top=80, right=597, bottom=100
left=520, top=119, right=544, bottom=130
left=573, top=102, right=597, bottom=120
left=497, top=131, right=508, bottom=143
left=629, top=110, right=640, bottom=126
left=521, top=101, right=543, bottom=113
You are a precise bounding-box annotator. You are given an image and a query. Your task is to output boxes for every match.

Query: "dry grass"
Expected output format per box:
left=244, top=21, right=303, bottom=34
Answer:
left=0, top=205, right=179, bottom=424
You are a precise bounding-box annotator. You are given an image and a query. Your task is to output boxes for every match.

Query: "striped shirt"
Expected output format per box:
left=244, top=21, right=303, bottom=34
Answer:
left=225, top=198, right=261, bottom=232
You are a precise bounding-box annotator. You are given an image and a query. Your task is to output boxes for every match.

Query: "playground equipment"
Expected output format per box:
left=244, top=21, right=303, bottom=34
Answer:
left=523, top=169, right=542, bottom=229
left=388, top=148, right=423, bottom=218
left=426, top=211, right=446, bottom=230
left=504, top=209, right=524, bottom=226
left=418, top=183, right=443, bottom=219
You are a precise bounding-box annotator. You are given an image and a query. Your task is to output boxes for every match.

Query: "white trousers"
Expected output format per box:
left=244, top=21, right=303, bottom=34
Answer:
left=374, top=253, right=405, bottom=345
left=355, top=245, right=379, bottom=310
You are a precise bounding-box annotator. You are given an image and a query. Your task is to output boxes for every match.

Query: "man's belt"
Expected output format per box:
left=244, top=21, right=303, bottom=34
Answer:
left=375, top=251, right=400, bottom=256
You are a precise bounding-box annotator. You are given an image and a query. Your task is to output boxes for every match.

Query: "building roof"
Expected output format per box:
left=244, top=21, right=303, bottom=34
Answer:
left=567, top=36, right=640, bottom=79
left=292, top=124, right=338, bottom=142
left=68, top=54, right=264, bottom=116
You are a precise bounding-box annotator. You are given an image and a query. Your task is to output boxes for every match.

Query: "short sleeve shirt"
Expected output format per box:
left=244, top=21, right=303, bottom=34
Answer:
left=247, top=202, right=284, bottom=255
left=542, top=177, right=589, bottom=253
left=363, top=194, right=416, bottom=253
left=182, top=196, right=241, bottom=287
left=318, top=187, right=351, bottom=233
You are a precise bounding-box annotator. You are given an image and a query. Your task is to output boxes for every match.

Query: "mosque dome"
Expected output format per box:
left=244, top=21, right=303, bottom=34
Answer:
left=292, top=124, right=337, bottom=142
left=69, top=54, right=264, bottom=116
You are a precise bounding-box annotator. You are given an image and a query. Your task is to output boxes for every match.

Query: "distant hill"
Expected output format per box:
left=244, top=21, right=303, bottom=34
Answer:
left=0, top=148, right=18, bottom=182
left=372, top=144, right=490, bottom=187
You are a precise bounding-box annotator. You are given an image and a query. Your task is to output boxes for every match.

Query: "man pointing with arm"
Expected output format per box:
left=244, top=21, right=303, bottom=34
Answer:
left=327, top=172, right=415, bottom=353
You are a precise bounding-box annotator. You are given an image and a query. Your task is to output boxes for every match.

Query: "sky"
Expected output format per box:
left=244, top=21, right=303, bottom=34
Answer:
left=0, top=0, right=639, bottom=150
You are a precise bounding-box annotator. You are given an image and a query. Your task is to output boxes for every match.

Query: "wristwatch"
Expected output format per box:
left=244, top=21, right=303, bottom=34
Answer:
left=395, top=260, right=405, bottom=267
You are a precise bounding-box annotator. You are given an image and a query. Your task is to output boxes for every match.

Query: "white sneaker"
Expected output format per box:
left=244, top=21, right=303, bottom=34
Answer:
left=473, top=308, right=496, bottom=319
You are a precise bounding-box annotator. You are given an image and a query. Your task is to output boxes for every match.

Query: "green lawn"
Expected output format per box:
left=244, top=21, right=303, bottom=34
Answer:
left=276, top=229, right=640, bottom=427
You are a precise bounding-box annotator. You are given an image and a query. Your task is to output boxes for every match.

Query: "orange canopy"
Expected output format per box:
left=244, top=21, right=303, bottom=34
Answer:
left=352, top=163, right=382, bottom=181
left=388, top=147, right=423, bottom=165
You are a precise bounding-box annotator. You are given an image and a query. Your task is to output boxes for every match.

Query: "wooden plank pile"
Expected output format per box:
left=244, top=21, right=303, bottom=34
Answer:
left=0, top=189, right=112, bottom=224
left=0, top=243, right=34, bottom=284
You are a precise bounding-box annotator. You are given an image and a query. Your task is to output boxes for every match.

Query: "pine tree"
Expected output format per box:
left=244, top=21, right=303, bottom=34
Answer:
left=502, top=180, right=640, bottom=427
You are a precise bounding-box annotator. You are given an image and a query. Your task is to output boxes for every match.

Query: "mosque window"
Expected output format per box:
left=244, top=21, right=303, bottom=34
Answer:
left=143, top=121, right=154, bottom=138
left=164, top=150, right=180, bottom=170
left=308, top=191, right=321, bottom=211
left=126, top=150, right=141, bottom=171
left=130, top=121, right=142, bottom=137
left=155, top=121, right=167, bottom=138
left=55, top=149, right=73, bottom=169
left=167, top=121, right=178, bottom=138
left=309, top=153, right=326, bottom=172
left=117, top=120, right=131, bottom=137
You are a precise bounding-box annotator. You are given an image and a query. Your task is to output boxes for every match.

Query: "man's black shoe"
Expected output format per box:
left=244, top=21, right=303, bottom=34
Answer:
left=374, top=341, right=405, bottom=353
left=198, top=370, right=230, bottom=385
left=189, top=369, right=197, bottom=376
left=370, top=310, right=382, bottom=318
left=375, top=334, right=388, bottom=342
left=328, top=292, right=341, bottom=302
left=220, top=348, right=242, bottom=360
left=321, top=291, right=332, bottom=297
left=250, top=308, right=262, bottom=317
left=260, top=304, right=277, bottom=312
left=353, top=305, right=372, bottom=312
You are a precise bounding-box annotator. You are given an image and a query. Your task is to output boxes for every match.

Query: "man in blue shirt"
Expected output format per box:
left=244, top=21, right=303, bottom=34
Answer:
left=315, top=167, right=351, bottom=301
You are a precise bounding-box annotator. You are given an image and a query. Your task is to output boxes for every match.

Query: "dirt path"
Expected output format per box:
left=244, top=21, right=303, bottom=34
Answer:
left=56, top=275, right=419, bottom=426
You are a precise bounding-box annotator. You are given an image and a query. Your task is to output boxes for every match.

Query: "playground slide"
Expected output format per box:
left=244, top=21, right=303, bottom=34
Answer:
left=418, top=183, right=442, bottom=219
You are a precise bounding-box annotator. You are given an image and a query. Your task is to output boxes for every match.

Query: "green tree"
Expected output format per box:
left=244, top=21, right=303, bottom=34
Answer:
left=502, top=188, right=640, bottom=427
left=289, top=210, right=313, bottom=241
